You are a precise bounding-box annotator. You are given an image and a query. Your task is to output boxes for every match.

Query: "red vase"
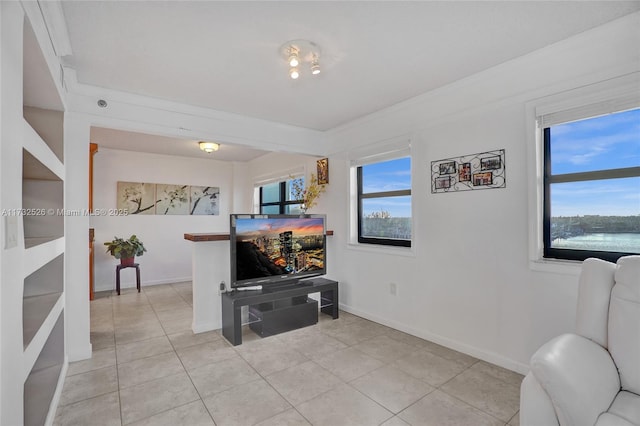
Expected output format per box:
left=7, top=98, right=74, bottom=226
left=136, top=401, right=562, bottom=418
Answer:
left=120, top=257, right=135, bottom=266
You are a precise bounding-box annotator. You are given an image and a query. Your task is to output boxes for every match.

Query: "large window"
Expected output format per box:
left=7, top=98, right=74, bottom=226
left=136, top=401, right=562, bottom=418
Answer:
left=543, top=108, right=640, bottom=262
left=259, top=177, right=305, bottom=214
left=357, top=157, right=411, bottom=247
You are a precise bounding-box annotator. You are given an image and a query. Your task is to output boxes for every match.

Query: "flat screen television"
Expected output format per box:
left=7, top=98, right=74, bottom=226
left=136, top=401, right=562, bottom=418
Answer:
left=230, top=214, right=326, bottom=288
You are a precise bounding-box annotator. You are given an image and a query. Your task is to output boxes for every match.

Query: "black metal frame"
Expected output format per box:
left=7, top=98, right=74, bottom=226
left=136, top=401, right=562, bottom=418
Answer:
left=259, top=180, right=302, bottom=214
left=543, top=127, right=640, bottom=262
left=357, top=165, right=411, bottom=247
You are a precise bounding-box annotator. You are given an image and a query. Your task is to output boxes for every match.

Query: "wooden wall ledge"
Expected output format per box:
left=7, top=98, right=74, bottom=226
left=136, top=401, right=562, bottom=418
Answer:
left=184, top=230, right=333, bottom=242
left=184, top=233, right=230, bottom=242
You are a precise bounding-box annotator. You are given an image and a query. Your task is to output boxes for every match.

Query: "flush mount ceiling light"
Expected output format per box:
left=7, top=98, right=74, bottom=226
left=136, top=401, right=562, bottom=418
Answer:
left=199, top=141, right=220, bottom=153
left=280, top=40, right=322, bottom=80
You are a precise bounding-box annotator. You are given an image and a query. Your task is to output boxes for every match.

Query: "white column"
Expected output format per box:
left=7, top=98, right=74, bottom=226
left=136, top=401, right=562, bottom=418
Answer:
left=64, top=113, right=91, bottom=361
left=191, top=240, right=228, bottom=333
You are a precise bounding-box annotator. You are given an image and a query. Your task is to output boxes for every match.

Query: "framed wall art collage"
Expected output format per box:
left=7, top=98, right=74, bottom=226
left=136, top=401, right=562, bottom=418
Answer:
left=116, top=181, right=220, bottom=215
left=431, top=149, right=506, bottom=194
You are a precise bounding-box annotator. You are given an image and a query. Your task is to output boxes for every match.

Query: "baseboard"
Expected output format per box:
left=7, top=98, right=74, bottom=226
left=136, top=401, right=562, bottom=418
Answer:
left=339, top=303, right=530, bottom=376
left=192, top=320, right=220, bottom=334
left=95, top=276, right=192, bottom=292
left=67, top=342, right=92, bottom=362
left=45, top=356, right=68, bottom=426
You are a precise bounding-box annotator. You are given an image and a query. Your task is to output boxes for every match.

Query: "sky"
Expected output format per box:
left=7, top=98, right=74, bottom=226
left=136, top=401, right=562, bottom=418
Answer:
left=550, top=108, right=640, bottom=217
left=235, top=217, right=324, bottom=237
left=361, top=157, right=412, bottom=218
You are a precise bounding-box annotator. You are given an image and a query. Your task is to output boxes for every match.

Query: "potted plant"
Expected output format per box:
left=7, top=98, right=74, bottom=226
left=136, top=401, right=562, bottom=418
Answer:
left=104, top=234, right=147, bottom=266
left=291, top=173, right=326, bottom=213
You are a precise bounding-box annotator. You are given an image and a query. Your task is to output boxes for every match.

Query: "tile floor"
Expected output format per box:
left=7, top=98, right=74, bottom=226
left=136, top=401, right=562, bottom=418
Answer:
left=54, top=282, right=522, bottom=426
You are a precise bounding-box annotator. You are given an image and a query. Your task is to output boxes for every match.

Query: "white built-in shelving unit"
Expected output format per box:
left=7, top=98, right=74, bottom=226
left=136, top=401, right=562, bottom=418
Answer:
left=19, top=13, right=66, bottom=426
left=21, top=115, right=66, bottom=424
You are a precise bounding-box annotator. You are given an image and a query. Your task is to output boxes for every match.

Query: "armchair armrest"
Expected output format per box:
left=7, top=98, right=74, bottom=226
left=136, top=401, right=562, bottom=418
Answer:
left=531, top=333, right=620, bottom=426
left=520, top=372, right=559, bottom=426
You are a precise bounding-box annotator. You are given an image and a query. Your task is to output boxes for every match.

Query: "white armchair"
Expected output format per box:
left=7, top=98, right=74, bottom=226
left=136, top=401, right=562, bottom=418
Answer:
left=520, top=256, right=640, bottom=426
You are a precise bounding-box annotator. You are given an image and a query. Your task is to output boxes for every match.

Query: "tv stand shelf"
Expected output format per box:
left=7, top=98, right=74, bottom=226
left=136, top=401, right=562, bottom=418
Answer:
left=221, top=278, right=338, bottom=346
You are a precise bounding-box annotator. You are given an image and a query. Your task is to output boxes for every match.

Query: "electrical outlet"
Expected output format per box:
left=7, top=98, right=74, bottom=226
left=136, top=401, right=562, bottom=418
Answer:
left=389, top=282, right=397, bottom=296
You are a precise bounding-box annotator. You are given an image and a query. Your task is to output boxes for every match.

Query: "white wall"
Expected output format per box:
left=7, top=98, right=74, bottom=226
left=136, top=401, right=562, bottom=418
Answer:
left=91, top=147, right=234, bottom=291
left=57, top=10, right=638, bottom=379
left=317, top=12, right=640, bottom=373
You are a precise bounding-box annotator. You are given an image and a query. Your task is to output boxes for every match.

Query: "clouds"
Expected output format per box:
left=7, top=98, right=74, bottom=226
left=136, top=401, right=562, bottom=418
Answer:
left=550, top=108, right=640, bottom=173
left=551, top=178, right=640, bottom=216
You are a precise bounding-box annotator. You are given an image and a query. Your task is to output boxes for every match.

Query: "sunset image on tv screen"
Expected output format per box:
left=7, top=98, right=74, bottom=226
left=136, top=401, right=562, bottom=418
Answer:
left=235, top=217, right=325, bottom=280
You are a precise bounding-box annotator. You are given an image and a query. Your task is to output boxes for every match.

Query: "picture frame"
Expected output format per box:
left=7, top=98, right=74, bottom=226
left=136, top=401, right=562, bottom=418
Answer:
left=473, top=172, right=493, bottom=186
left=430, top=149, right=505, bottom=193
left=317, top=158, right=329, bottom=184
left=439, top=161, right=456, bottom=175
left=480, top=156, right=501, bottom=170
left=435, top=176, right=451, bottom=189
left=458, top=163, right=471, bottom=182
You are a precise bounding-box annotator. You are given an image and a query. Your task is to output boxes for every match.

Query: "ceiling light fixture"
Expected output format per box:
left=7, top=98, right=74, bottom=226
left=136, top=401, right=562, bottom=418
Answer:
left=280, top=40, right=322, bottom=80
left=288, top=47, right=300, bottom=67
left=310, top=57, right=321, bottom=75
left=199, top=141, right=220, bottom=153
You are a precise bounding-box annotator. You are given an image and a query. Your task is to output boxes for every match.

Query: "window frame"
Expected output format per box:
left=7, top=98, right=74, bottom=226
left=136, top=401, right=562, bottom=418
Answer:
left=356, top=157, right=412, bottom=247
left=542, top=112, right=640, bottom=263
left=259, top=178, right=304, bottom=215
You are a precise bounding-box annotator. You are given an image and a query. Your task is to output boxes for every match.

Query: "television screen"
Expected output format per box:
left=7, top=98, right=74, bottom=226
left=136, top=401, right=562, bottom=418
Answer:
left=230, top=214, right=326, bottom=288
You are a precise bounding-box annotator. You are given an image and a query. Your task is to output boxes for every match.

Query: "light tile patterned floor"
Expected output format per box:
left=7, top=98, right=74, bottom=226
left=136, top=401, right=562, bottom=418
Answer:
left=54, top=282, right=522, bottom=426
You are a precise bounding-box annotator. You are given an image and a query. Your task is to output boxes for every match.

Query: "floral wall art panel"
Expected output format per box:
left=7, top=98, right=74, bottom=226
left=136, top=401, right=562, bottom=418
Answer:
left=117, top=181, right=156, bottom=214
left=190, top=186, right=220, bottom=215
left=431, top=149, right=506, bottom=194
left=156, top=184, right=189, bottom=215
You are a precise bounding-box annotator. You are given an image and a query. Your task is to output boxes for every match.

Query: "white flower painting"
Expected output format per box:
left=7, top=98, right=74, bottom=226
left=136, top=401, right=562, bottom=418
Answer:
left=117, top=182, right=156, bottom=215
left=190, top=186, right=220, bottom=215
left=116, top=182, right=220, bottom=215
left=156, top=184, right=189, bottom=215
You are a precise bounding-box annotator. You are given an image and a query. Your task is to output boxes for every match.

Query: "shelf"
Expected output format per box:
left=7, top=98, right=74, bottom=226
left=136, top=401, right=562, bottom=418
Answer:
left=23, top=107, right=64, bottom=164
left=23, top=293, right=62, bottom=350
left=23, top=236, right=64, bottom=277
left=22, top=119, right=64, bottom=179
left=25, top=236, right=60, bottom=250
left=24, top=312, right=64, bottom=426
left=23, top=148, right=64, bottom=248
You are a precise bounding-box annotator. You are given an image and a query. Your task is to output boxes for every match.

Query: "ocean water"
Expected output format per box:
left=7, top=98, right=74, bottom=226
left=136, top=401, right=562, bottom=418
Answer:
left=552, top=233, right=640, bottom=253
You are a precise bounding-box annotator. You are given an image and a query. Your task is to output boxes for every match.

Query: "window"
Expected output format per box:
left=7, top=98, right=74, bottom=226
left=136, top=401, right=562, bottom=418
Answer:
left=357, top=157, right=412, bottom=246
left=543, top=108, right=640, bottom=262
left=259, top=177, right=304, bottom=214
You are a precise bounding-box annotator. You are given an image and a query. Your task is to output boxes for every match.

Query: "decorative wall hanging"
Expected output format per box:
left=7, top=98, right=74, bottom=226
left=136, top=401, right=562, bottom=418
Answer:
left=116, top=182, right=220, bottom=215
left=431, top=149, right=506, bottom=193
left=190, top=186, right=220, bottom=215
left=317, top=158, right=329, bottom=184
left=156, top=184, right=189, bottom=215
left=117, top=182, right=157, bottom=214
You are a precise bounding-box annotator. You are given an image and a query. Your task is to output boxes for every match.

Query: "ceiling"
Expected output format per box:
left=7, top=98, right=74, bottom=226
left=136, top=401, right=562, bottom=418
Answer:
left=24, top=2, right=640, bottom=161
left=90, top=127, right=270, bottom=162
left=59, top=1, right=640, bottom=132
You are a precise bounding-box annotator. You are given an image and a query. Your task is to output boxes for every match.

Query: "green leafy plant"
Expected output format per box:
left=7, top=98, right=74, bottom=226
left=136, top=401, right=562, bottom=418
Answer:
left=104, top=235, right=147, bottom=259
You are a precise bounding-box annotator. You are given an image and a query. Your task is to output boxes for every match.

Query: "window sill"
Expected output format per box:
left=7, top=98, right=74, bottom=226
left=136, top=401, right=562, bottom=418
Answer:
left=529, top=258, right=582, bottom=276
left=347, top=242, right=416, bottom=258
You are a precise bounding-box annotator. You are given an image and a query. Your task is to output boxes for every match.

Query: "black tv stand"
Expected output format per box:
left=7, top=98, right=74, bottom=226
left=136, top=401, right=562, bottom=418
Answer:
left=262, top=280, right=313, bottom=292
left=221, top=278, right=338, bottom=345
